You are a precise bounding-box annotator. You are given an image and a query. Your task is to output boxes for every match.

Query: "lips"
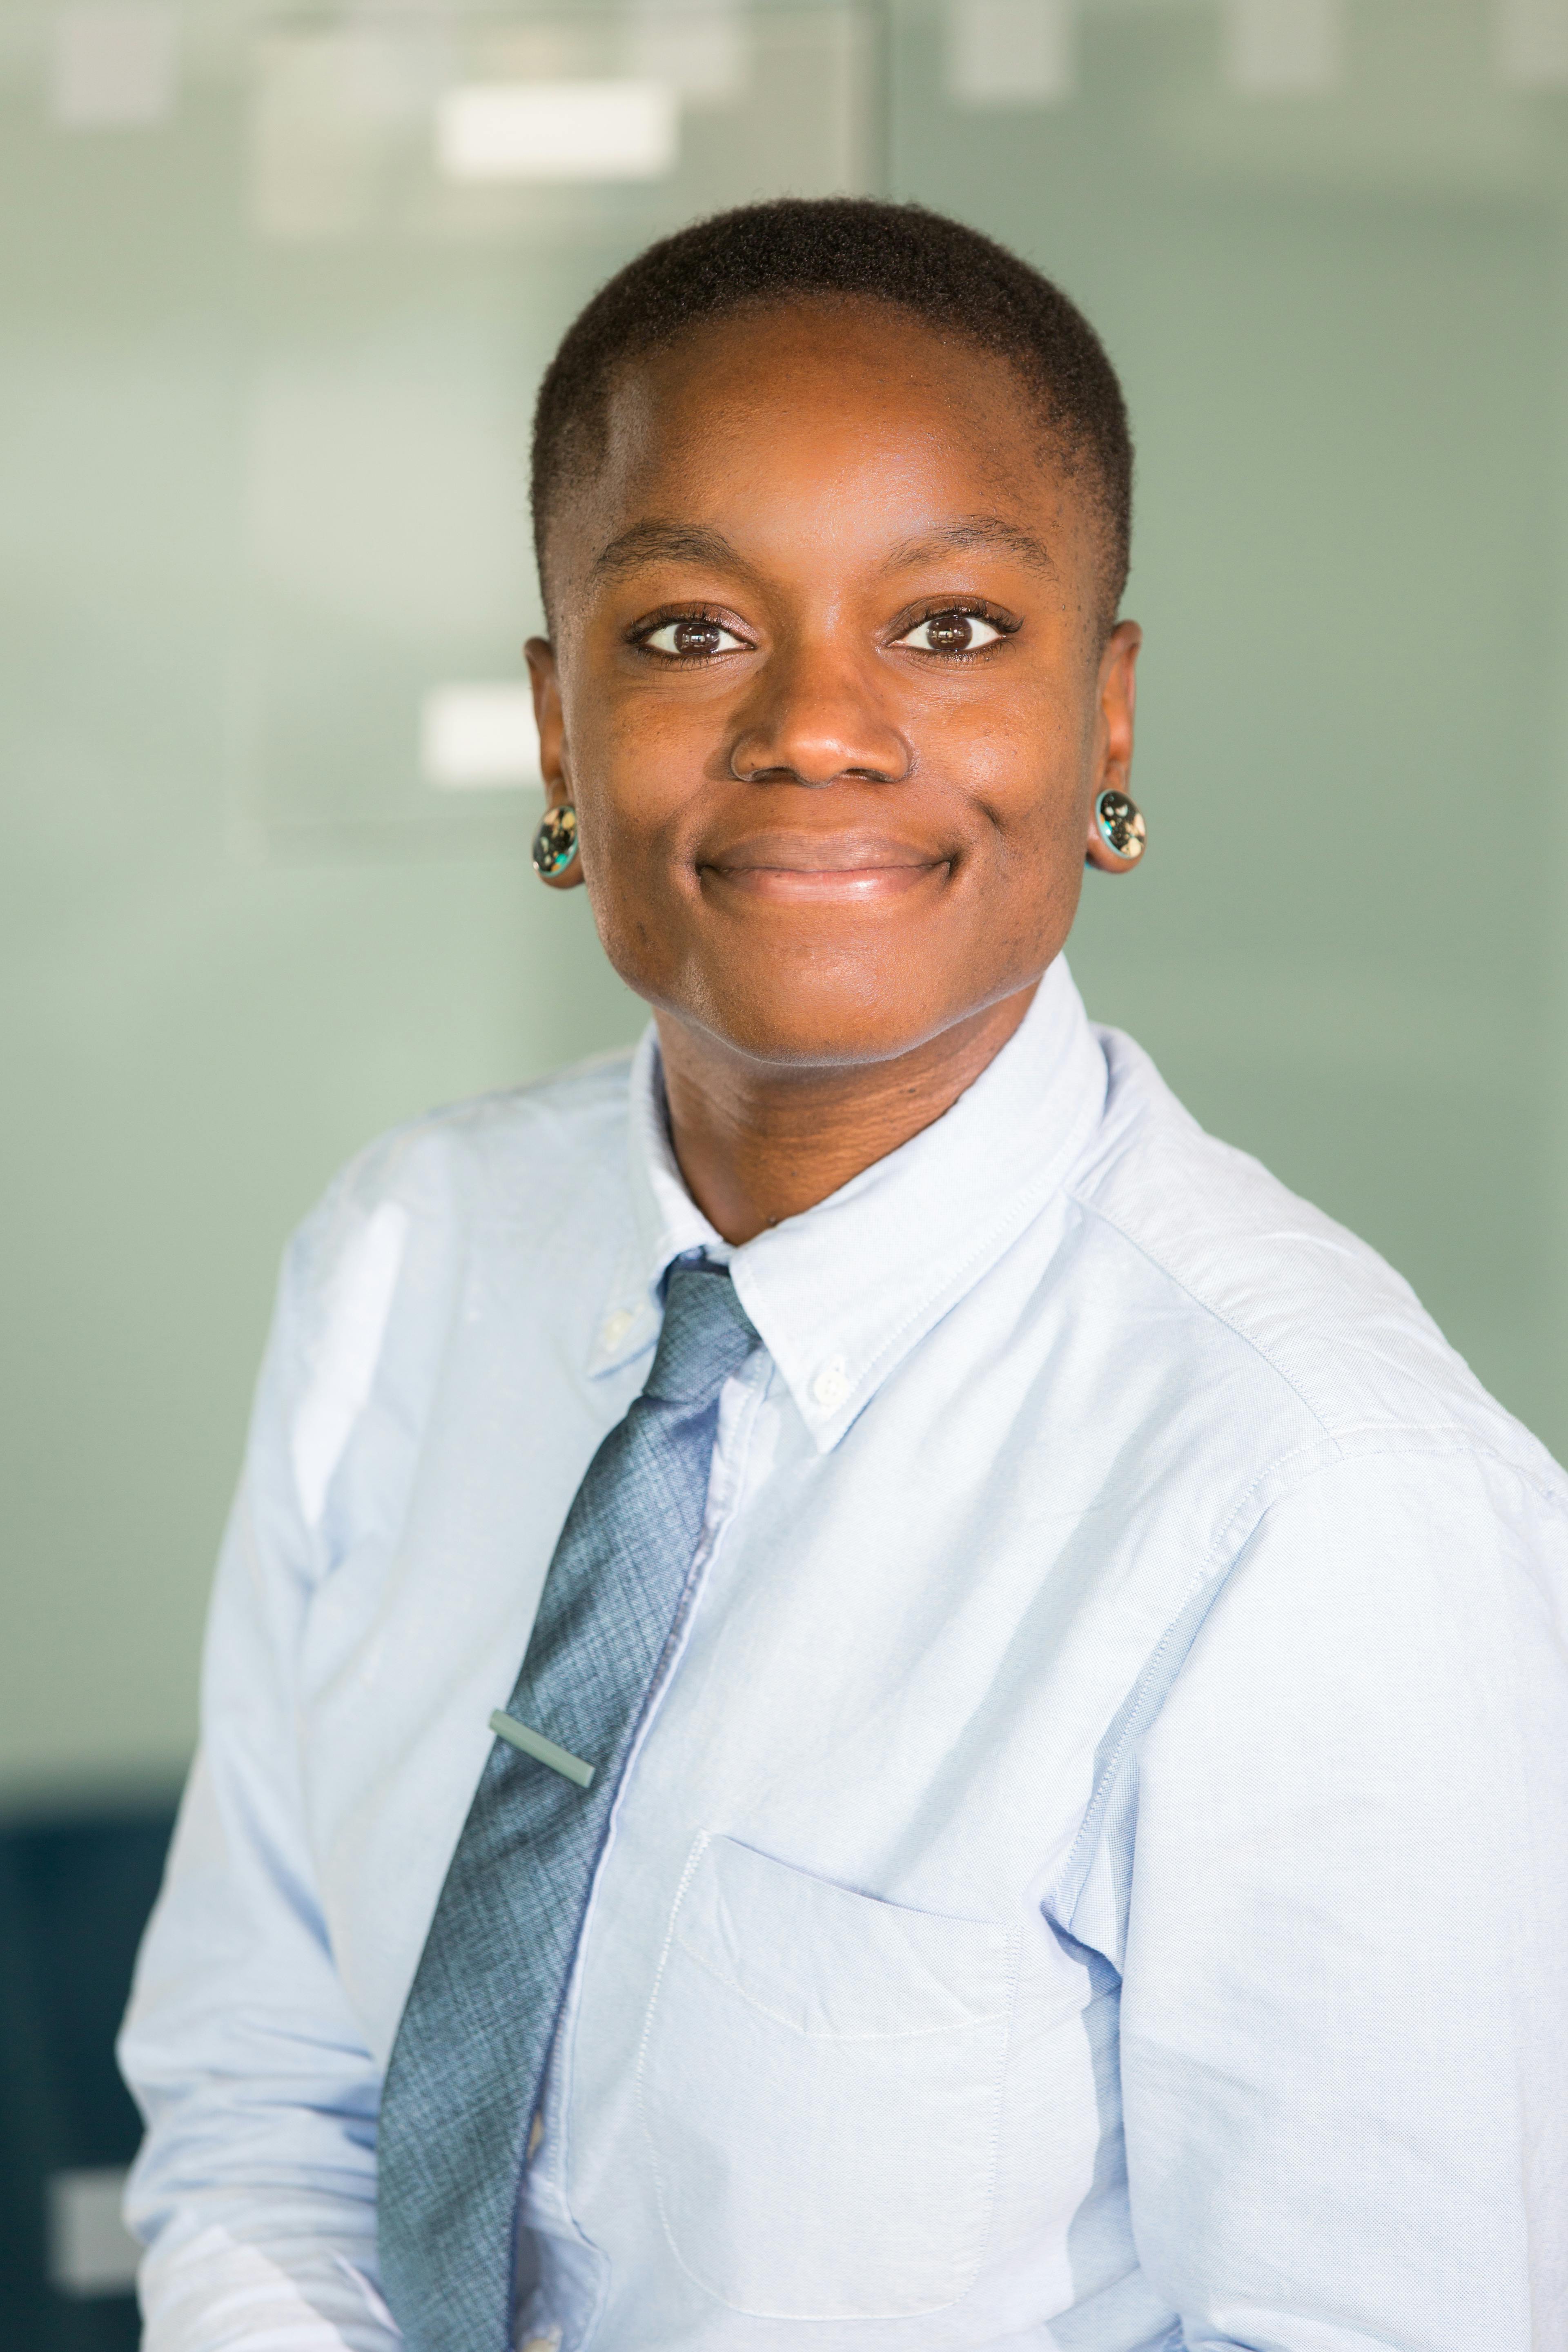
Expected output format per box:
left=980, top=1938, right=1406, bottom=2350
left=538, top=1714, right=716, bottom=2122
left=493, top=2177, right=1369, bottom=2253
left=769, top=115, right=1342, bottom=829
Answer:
left=700, top=830, right=948, bottom=904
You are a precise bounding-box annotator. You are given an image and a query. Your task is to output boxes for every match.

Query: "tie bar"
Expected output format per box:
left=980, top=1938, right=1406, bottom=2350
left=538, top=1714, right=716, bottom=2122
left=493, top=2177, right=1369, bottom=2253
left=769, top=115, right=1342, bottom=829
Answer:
left=488, top=1711, right=595, bottom=1789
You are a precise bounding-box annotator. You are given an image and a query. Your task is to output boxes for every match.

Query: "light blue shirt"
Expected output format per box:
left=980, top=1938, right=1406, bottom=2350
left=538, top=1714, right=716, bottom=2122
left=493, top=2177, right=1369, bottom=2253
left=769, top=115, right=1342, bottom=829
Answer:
left=120, top=958, right=1568, bottom=2352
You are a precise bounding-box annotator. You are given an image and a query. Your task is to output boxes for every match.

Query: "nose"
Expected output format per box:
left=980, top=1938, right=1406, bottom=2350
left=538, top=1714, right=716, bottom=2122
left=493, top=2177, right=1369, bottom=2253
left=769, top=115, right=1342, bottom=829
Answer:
left=728, top=637, right=912, bottom=786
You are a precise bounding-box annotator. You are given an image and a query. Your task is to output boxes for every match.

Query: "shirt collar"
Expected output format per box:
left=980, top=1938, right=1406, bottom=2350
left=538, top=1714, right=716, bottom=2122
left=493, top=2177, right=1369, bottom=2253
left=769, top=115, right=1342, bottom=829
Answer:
left=599, top=956, right=1108, bottom=1451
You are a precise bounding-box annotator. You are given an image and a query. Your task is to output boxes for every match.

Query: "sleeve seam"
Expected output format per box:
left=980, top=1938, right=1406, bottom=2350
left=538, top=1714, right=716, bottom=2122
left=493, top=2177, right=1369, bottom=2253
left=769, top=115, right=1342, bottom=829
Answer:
left=1051, top=1431, right=1561, bottom=1943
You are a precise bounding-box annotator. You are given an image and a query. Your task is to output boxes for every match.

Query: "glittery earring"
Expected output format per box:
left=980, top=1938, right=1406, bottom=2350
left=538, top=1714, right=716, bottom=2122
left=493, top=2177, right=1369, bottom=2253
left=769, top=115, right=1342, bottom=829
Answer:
left=1095, top=789, right=1146, bottom=862
left=532, top=803, right=579, bottom=880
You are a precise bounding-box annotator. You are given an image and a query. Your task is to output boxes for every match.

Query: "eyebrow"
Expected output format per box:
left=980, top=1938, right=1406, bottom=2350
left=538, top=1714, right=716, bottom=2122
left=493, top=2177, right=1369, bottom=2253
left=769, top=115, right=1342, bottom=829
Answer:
left=587, top=511, right=1055, bottom=584
left=882, top=517, right=1055, bottom=577
left=590, top=520, right=745, bottom=579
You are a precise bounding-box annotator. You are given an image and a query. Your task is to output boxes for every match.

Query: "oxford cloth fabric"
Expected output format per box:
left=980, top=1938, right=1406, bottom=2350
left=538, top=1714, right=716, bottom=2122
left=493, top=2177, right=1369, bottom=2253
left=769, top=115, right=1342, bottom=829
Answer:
left=119, top=958, right=1568, bottom=2352
left=378, top=1258, right=756, bottom=2352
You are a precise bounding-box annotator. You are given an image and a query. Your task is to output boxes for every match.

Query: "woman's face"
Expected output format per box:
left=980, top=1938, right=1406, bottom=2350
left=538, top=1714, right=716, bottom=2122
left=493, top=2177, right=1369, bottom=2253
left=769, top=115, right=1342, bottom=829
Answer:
left=528, top=297, right=1140, bottom=1071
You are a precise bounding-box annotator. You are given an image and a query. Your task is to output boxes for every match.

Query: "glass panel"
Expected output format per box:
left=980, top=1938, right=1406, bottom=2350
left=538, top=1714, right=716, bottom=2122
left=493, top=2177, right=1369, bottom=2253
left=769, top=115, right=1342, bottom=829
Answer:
left=889, top=0, right=1568, bottom=1434
left=6, top=0, right=1567, bottom=1809
left=236, top=2, right=875, bottom=856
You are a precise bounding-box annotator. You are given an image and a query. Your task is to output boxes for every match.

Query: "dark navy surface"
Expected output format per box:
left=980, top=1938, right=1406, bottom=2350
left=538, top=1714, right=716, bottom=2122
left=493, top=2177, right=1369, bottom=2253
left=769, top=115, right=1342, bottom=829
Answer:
left=0, top=1802, right=176, bottom=2352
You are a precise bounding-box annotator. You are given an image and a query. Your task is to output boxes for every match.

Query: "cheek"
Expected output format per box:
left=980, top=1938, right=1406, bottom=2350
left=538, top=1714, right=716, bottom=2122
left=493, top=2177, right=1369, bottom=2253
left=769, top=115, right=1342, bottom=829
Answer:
left=567, top=698, right=705, bottom=990
left=946, top=688, right=1092, bottom=864
left=570, top=682, right=707, bottom=836
left=935, top=688, right=1096, bottom=971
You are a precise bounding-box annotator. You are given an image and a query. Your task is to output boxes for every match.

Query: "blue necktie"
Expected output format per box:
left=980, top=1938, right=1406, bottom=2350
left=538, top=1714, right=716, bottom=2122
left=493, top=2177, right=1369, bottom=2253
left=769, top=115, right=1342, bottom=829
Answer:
left=377, top=1258, right=758, bottom=2352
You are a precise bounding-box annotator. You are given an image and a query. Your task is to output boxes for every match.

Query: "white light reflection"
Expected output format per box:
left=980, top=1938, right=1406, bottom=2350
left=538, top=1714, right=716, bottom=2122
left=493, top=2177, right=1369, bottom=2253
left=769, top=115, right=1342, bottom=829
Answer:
left=421, top=686, right=541, bottom=791
left=1499, top=0, right=1568, bottom=85
left=944, top=0, right=1076, bottom=107
left=435, top=79, right=678, bottom=184
left=50, top=6, right=178, bottom=127
left=628, top=0, right=749, bottom=105
left=1224, top=0, right=1342, bottom=96
left=46, top=2168, right=139, bottom=2296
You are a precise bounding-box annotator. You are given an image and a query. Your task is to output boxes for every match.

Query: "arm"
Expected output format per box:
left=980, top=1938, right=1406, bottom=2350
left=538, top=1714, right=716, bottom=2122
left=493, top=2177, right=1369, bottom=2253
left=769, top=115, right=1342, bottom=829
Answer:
left=1088, top=1445, right=1568, bottom=2349
left=118, top=1200, right=402, bottom=2352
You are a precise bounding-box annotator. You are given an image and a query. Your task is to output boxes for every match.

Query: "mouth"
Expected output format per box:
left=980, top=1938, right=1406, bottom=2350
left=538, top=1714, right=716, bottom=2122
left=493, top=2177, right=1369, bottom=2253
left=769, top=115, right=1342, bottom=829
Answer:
left=699, top=830, right=949, bottom=905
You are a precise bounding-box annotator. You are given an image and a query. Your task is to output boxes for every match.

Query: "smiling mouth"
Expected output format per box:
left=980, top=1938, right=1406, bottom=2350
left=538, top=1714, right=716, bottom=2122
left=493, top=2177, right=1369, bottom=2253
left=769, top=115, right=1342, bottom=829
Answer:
left=701, top=831, right=949, bottom=904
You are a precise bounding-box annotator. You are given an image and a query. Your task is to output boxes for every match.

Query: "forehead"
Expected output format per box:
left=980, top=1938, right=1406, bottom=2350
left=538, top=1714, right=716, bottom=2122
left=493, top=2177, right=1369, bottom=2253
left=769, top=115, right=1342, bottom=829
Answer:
left=546, top=298, right=1089, bottom=600
left=620, top=296, right=1036, bottom=440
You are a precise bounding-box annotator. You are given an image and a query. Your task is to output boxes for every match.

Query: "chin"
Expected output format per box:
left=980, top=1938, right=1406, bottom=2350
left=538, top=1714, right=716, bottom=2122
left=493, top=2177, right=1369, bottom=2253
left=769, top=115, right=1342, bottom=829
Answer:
left=598, top=910, right=1016, bottom=1069
left=679, top=969, right=976, bottom=1071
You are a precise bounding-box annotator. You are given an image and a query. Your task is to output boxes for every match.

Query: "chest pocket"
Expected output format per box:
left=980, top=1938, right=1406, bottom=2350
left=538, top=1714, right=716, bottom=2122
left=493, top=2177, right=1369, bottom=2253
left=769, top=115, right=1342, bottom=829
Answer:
left=636, top=1833, right=1019, bottom=2321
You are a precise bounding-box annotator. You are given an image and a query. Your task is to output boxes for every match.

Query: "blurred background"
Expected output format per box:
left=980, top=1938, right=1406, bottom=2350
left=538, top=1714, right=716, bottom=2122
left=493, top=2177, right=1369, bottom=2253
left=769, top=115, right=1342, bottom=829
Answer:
left=4, top=0, right=1566, bottom=2339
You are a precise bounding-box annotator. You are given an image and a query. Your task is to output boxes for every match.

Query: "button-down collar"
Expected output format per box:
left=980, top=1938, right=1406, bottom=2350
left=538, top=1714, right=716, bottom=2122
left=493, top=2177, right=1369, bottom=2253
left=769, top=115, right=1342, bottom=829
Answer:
left=612, top=957, right=1107, bottom=1450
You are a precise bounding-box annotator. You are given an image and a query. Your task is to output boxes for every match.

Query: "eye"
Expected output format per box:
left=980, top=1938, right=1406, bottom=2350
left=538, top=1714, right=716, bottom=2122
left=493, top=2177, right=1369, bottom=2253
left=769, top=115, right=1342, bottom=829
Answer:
left=895, top=610, right=1007, bottom=655
left=637, top=616, right=751, bottom=659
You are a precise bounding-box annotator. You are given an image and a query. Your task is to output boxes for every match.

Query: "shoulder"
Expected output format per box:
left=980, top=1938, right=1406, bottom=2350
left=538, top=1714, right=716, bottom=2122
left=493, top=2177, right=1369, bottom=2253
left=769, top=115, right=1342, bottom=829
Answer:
left=1067, top=1024, right=1560, bottom=1499
left=274, top=1045, right=639, bottom=1359
left=292, top=1045, right=637, bottom=1268
left=1054, top=1038, right=1568, bottom=1952
left=325, top=1045, right=636, bottom=1230
left=256, top=1048, right=640, bottom=1535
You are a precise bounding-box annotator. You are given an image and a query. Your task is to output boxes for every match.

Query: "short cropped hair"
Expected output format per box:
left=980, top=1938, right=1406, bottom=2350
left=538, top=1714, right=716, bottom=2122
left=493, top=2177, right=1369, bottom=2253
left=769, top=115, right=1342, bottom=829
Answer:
left=531, top=197, right=1133, bottom=629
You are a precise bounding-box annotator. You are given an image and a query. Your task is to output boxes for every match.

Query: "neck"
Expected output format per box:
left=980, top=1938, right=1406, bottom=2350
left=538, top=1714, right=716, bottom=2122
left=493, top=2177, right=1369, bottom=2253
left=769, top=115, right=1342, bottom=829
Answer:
left=654, top=986, right=1039, bottom=1246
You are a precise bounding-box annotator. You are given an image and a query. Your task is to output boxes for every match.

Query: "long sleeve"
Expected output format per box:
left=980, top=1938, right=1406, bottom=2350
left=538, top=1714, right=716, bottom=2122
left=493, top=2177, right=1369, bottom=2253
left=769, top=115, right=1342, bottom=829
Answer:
left=1096, top=1444, right=1568, bottom=2349
left=118, top=1198, right=402, bottom=2352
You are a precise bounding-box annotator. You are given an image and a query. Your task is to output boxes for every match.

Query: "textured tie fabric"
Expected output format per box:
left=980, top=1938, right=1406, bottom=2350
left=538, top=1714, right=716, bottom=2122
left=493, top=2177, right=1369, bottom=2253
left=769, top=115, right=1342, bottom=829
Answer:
left=377, top=1258, right=758, bottom=2352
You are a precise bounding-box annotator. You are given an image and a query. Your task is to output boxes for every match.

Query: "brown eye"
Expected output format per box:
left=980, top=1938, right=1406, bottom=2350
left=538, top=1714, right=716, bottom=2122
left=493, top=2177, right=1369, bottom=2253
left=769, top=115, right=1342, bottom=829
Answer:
left=896, top=611, right=1005, bottom=655
left=639, top=616, right=749, bottom=657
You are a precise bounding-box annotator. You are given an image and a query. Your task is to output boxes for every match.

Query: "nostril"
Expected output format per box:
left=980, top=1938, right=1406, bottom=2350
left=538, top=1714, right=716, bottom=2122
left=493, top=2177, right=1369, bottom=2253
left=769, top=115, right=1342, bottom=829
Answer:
left=731, top=760, right=906, bottom=786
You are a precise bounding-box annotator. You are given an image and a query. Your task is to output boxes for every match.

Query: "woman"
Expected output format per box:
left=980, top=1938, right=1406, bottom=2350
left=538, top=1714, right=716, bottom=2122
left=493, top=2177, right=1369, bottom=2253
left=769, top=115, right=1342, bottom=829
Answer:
left=120, top=198, right=1568, bottom=2352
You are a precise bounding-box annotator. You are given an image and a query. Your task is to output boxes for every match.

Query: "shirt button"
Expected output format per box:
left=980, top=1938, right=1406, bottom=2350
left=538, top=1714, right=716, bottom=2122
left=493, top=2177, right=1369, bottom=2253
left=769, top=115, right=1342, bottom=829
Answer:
left=599, top=1307, right=635, bottom=1352
left=811, top=1356, right=850, bottom=1411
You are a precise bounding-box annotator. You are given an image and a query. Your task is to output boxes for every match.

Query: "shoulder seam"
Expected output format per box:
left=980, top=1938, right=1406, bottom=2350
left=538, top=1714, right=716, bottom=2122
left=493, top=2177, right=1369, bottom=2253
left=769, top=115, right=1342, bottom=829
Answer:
left=1050, top=1425, right=1344, bottom=1927
left=329, top=1059, right=635, bottom=1198
left=1050, top=1427, right=1565, bottom=1942
left=1067, top=1186, right=1336, bottom=1438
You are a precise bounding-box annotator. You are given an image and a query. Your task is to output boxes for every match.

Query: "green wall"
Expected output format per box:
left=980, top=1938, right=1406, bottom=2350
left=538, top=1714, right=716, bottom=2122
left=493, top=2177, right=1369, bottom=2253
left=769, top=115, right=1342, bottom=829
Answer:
left=4, top=0, right=1564, bottom=1797
left=891, top=0, right=1567, bottom=1430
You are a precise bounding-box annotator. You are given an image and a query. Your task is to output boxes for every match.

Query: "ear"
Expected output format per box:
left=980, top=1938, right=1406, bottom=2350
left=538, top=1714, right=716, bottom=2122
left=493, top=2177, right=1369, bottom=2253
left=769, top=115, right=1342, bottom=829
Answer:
left=525, top=635, right=567, bottom=802
left=524, top=636, right=584, bottom=890
left=1084, top=619, right=1143, bottom=874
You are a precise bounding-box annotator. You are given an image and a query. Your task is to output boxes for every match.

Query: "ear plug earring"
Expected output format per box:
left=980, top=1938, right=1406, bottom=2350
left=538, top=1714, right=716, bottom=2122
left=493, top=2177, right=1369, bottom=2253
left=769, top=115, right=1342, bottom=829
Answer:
left=532, top=804, right=579, bottom=880
left=1095, top=789, right=1146, bottom=862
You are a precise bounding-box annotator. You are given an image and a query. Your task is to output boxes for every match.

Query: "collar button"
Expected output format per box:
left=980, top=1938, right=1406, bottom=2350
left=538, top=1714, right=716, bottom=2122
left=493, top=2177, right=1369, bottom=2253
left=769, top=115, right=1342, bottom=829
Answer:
left=811, top=1356, right=850, bottom=1411
left=599, top=1307, right=635, bottom=1352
